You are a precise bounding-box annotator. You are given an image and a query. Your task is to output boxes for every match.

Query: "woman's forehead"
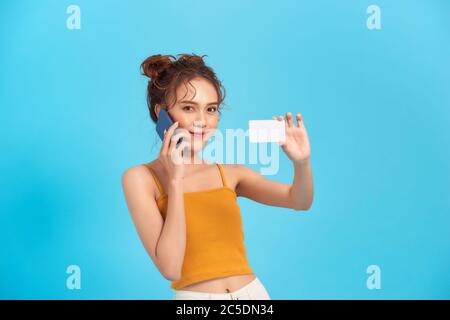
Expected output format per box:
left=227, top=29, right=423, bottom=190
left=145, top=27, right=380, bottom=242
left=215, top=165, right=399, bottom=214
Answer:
left=175, top=78, right=218, bottom=102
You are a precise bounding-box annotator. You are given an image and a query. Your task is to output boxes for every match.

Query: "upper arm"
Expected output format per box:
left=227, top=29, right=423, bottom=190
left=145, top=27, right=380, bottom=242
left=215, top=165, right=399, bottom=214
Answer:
left=233, top=164, right=299, bottom=210
left=121, top=165, right=168, bottom=277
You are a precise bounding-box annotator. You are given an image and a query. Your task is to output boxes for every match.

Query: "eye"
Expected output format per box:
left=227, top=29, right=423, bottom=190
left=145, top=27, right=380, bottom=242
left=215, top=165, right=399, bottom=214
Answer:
left=208, top=106, right=218, bottom=113
left=182, top=106, right=194, bottom=111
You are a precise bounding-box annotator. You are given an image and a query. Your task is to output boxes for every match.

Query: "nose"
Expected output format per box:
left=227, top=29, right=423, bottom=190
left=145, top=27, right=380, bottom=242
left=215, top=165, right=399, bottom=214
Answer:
left=193, top=116, right=206, bottom=129
left=197, top=110, right=207, bottom=122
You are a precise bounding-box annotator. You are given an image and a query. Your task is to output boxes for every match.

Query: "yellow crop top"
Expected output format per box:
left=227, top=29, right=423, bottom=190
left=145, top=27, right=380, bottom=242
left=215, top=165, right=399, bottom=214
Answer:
left=145, top=163, right=254, bottom=290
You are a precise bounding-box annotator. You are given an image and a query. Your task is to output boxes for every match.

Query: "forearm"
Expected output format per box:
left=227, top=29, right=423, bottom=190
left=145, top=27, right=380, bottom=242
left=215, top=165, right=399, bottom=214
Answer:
left=155, top=180, right=186, bottom=277
left=290, top=159, right=314, bottom=210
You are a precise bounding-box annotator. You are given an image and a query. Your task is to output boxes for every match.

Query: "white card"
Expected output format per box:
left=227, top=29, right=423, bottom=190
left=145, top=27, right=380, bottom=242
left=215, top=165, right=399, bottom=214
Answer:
left=249, top=120, right=285, bottom=143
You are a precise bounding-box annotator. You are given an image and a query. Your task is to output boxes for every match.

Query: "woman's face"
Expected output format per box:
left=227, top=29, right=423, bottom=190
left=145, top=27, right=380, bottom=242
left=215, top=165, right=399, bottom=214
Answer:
left=156, top=77, right=220, bottom=153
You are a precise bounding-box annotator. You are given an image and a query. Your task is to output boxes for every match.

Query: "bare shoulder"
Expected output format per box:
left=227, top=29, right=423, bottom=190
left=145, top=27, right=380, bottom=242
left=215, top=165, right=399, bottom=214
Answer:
left=121, top=162, right=154, bottom=183
left=222, top=163, right=250, bottom=175
left=220, top=163, right=250, bottom=187
left=121, top=161, right=159, bottom=200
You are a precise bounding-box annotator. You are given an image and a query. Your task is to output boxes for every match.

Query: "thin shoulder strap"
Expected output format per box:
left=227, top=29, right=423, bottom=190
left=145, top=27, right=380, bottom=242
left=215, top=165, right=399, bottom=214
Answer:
left=144, top=164, right=166, bottom=197
left=216, top=163, right=228, bottom=188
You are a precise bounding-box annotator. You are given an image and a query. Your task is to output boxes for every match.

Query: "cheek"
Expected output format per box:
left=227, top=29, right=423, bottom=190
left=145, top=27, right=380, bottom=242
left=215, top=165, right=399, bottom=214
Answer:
left=176, top=117, right=191, bottom=128
left=208, top=116, right=219, bottom=126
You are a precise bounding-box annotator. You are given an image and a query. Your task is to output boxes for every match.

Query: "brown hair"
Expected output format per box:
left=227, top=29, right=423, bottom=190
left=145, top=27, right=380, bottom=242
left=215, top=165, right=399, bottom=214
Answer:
left=140, top=53, right=228, bottom=123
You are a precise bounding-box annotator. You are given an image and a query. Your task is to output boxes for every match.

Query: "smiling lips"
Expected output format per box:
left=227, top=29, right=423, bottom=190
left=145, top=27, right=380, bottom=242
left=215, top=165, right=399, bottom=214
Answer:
left=189, top=130, right=205, bottom=138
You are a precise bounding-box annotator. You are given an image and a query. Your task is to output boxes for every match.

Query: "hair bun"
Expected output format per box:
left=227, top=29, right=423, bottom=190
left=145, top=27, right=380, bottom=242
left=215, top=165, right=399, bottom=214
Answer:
left=140, top=54, right=175, bottom=79
left=177, top=53, right=207, bottom=66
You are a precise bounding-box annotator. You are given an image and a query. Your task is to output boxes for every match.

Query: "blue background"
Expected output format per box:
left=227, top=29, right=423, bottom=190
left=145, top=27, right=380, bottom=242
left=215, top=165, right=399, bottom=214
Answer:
left=1, top=0, right=449, bottom=299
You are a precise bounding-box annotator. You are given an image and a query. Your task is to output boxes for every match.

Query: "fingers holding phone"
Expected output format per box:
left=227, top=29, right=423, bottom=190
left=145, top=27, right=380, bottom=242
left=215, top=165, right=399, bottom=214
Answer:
left=168, top=128, right=190, bottom=162
left=158, top=121, right=189, bottom=180
left=160, top=121, right=179, bottom=155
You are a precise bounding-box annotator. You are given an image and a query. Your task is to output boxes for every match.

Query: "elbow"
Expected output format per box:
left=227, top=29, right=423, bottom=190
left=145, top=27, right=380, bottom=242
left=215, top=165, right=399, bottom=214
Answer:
left=156, top=251, right=183, bottom=282
left=301, top=196, right=314, bottom=211
left=290, top=190, right=314, bottom=212
left=160, top=265, right=182, bottom=281
left=163, top=271, right=181, bottom=282
left=293, top=201, right=313, bottom=212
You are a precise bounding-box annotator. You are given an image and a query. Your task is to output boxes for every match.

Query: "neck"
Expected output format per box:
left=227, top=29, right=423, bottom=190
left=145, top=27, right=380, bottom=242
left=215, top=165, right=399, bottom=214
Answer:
left=183, top=150, right=209, bottom=167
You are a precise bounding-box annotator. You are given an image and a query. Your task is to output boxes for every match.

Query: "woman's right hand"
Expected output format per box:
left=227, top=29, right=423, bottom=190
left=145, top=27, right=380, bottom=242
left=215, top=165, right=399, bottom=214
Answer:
left=157, top=121, right=190, bottom=181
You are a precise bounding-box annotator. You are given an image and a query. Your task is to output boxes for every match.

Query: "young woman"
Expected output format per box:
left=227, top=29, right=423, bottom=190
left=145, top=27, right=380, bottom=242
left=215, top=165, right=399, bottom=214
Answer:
left=122, top=53, right=314, bottom=300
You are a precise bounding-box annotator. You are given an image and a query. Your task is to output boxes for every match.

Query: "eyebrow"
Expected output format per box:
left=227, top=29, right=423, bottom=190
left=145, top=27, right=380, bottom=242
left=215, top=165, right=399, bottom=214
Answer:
left=179, top=100, right=219, bottom=105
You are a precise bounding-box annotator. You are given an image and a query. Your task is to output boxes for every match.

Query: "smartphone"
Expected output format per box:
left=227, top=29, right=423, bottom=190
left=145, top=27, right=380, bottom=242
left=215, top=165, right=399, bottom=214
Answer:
left=155, top=108, right=184, bottom=146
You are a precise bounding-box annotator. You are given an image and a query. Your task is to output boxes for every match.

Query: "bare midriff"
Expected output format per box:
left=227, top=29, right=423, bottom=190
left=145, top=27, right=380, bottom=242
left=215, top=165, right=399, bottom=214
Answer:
left=178, top=274, right=257, bottom=293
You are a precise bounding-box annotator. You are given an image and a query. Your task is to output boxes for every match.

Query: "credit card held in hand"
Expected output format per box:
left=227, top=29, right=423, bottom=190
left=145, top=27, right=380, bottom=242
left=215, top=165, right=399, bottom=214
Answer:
left=249, top=120, right=285, bottom=143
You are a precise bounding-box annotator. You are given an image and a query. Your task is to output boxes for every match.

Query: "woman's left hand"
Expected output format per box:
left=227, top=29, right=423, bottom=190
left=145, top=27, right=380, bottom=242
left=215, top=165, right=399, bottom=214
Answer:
left=273, top=112, right=311, bottom=164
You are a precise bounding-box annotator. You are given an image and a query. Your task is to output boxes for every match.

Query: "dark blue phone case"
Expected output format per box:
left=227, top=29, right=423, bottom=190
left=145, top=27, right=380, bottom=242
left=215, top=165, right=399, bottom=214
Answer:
left=155, top=108, right=183, bottom=146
